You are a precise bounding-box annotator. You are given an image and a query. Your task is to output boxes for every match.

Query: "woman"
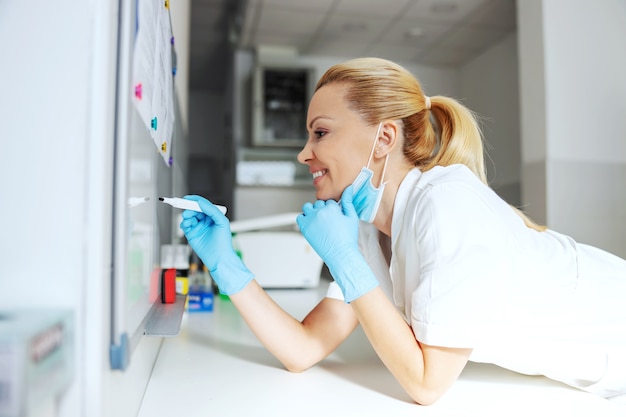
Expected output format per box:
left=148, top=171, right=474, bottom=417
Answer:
left=180, top=57, right=626, bottom=405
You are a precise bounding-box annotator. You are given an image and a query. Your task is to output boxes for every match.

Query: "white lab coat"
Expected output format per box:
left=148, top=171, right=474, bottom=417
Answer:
left=326, top=164, right=626, bottom=398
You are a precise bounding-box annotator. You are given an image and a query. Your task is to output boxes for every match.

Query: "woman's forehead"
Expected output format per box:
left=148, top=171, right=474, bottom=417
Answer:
left=308, top=84, right=352, bottom=118
left=312, top=83, right=345, bottom=104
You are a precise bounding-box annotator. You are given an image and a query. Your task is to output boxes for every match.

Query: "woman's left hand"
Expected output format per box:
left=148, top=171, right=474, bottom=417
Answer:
left=297, top=186, right=378, bottom=302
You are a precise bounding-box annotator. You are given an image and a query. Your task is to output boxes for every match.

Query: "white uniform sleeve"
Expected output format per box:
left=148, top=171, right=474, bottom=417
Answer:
left=325, top=280, right=345, bottom=301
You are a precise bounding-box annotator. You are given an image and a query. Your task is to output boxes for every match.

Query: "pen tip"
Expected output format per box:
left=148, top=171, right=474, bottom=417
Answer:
left=158, top=197, right=165, bottom=201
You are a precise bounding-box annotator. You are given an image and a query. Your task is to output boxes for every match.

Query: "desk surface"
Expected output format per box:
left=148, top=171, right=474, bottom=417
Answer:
left=138, top=286, right=625, bottom=417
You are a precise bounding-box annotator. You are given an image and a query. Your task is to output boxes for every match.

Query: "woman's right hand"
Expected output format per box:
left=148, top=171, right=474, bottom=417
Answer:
left=179, top=195, right=254, bottom=295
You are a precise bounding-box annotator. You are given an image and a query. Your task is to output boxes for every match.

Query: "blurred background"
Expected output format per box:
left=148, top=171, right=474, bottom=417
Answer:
left=183, top=0, right=523, bottom=221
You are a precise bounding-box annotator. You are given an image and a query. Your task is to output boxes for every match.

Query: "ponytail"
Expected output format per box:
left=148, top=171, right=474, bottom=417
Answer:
left=411, top=96, right=487, bottom=184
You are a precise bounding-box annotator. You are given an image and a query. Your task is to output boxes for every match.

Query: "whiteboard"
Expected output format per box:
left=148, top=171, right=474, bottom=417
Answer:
left=109, top=0, right=177, bottom=370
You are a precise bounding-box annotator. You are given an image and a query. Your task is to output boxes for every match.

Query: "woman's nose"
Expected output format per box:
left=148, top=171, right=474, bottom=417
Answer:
left=297, top=140, right=312, bottom=165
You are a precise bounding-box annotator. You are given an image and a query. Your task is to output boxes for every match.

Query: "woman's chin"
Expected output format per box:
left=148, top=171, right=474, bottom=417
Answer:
left=316, top=191, right=340, bottom=202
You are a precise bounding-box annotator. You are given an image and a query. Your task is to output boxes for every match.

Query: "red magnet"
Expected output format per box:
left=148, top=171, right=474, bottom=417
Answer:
left=161, top=268, right=176, bottom=304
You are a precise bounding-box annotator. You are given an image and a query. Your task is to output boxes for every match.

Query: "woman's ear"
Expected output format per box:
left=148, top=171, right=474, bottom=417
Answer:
left=375, top=120, right=398, bottom=157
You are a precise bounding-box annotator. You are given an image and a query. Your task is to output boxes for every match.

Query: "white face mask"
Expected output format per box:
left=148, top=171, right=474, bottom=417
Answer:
left=348, top=122, right=389, bottom=223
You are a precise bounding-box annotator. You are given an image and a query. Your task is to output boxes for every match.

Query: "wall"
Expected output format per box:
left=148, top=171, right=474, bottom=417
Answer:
left=461, top=33, right=521, bottom=206
left=518, top=0, right=626, bottom=257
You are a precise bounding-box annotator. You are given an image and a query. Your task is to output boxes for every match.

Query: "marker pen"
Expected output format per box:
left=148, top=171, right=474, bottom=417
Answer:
left=158, top=197, right=227, bottom=215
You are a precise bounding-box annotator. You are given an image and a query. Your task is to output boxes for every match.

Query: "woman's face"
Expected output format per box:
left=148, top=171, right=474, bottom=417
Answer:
left=298, top=83, right=378, bottom=201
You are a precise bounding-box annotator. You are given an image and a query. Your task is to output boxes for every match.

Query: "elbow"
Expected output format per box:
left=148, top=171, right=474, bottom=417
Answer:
left=282, top=357, right=317, bottom=374
left=412, top=394, right=441, bottom=407
left=406, top=385, right=447, bottom=406
left=411, top=392, right=443, bottom=407
left=284, top=363, right=308, bottom=373
left=277, top=344, right=328, bottom=373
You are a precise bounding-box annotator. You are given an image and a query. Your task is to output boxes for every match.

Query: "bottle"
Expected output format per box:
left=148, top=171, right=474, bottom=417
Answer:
left=188, top=261, right=200, bottom=287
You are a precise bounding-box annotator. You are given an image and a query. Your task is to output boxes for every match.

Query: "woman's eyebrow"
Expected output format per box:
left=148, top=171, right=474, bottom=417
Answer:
left=307, top=115, right=334, bottom=130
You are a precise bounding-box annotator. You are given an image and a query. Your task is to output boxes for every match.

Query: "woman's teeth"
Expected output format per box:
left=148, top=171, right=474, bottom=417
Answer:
left=312, top=170, right=326, bottom=179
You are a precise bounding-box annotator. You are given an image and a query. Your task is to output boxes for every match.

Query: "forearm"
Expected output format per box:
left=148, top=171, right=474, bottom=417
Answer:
left=230, top=280, right=357, bottom=372
left=351, top=288, right=471, bottom=405
left=350, top=288, right=429, bottom=401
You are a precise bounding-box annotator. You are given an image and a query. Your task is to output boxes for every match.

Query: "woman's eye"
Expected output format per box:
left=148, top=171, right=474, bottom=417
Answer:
left=314, top=130, right=326, bottom=139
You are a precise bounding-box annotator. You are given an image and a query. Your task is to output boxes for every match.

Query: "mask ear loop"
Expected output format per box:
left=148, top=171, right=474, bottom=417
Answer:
left=366, top=123, right=389, bottom=188
left=366, top=122, right=382, bottom=166
left=379, top=153, right=389, bottom=188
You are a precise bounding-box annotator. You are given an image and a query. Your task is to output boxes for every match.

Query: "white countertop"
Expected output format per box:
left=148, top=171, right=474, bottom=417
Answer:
left=137, top=286, right=625, bottom=417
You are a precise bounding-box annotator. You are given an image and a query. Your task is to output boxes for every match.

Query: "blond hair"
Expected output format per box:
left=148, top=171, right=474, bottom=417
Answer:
left=316, top=57, right=545, bottom=231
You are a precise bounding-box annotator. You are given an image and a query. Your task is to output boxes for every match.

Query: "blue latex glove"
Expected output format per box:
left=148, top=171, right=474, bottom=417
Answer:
left=179, top=195, right=254, bottom=295
left=296, top=186, right=379, bottom=303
